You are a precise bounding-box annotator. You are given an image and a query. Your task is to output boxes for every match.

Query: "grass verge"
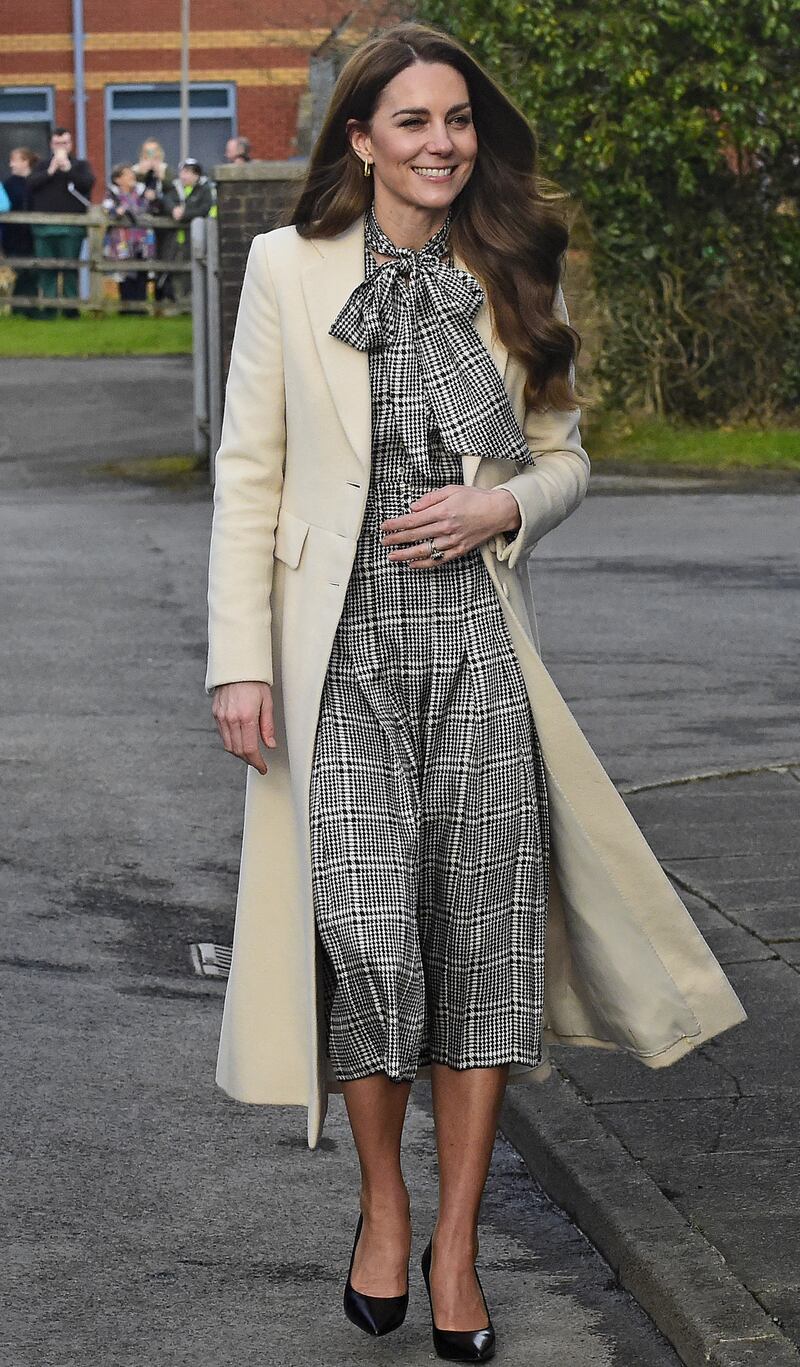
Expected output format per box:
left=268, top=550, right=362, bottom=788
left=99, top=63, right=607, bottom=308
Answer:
left=0, top=312, right=192, bottom=357
left=584, top=413, right=800, bottom=476
left=94, top=454, right=207, bottom=487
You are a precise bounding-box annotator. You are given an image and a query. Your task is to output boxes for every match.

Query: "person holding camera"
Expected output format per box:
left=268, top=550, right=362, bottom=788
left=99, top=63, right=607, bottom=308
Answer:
left=27, top=127, right=95, bottom=317
left=132, top=138, right=176, bottom=206
left=132, top=139, right=177, bottom=301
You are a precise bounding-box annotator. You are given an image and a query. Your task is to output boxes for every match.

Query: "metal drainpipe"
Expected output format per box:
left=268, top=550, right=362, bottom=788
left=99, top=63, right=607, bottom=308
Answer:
left=71, top=0, right=90, bottom=301
left=71, top=0, right=88, bottom=158
left=180, top=0, right=191, bottom=163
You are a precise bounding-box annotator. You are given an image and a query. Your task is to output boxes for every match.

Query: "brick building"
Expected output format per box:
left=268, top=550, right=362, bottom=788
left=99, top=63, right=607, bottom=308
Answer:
left=0, top=0, right=399, bottom=194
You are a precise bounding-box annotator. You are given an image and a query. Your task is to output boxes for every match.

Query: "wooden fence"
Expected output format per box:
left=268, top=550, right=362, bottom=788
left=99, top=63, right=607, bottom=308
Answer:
left=0, top=209, right=193, bottom=315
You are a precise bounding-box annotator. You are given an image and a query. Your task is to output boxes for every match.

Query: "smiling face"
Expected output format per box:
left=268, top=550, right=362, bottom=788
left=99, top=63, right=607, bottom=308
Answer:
left=348, top=60, right=478, bottom=235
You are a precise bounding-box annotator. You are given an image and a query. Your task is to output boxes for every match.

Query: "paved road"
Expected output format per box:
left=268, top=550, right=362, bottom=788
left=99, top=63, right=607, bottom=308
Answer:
left=2, top=365, right=796, bottom=1363
left=0, top=356, right=194, bottom=485
left=532, top=488, right=799, bottom=786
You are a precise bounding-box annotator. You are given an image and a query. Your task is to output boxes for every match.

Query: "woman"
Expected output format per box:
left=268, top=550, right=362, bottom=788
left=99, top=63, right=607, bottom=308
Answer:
left=102, top=164, right=154, bottom=302
left=132, top=139, right=176, bottom=302
left=132, top=138, right=175, bottom=207
left=206, top=22, right=746, bottom=1362
left=1, top=148, right=39, bottom=316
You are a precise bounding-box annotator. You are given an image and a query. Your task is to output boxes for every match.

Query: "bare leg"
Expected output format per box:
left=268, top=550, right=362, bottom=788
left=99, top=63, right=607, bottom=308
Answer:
left=341, top=1072, right=414, bottom=1295
left=428, top=1062, right=509, bottom=1329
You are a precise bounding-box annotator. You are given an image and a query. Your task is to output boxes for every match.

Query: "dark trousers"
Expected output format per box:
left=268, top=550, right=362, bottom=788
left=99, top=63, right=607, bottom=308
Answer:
left=31, top=225, right=85, bottom=316
left=153, top=229, right=174, bottom=302
left=158, top=231, right=191, bottom=305
left=10, top=266, right=39, bottom=317
left=119, top=270, right=148, bottom=302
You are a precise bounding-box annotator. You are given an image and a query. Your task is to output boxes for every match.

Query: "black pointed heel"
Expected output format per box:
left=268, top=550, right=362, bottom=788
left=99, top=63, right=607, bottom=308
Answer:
left=421, top=1238, right=496, bottom=1363
left=343, top=1212, right=409, bottom=1337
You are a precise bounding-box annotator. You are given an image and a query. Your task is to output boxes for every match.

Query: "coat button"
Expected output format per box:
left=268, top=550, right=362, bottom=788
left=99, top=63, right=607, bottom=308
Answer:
left=501, top=582, right=510, bottom=598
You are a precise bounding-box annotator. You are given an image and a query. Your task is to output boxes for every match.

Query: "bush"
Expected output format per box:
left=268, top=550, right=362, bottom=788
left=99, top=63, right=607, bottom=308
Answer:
left=415, top=0, right=800, bottom=421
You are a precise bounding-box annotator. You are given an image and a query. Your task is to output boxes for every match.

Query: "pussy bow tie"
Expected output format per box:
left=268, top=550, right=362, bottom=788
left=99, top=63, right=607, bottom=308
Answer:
left=328, top=204, right=534, bottom=466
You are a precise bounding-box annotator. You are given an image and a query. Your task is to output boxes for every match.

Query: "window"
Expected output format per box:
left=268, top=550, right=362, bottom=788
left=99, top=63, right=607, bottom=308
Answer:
left=0, top=86, right=54, bottom=167
left=105, top=84, right=236, bottom=180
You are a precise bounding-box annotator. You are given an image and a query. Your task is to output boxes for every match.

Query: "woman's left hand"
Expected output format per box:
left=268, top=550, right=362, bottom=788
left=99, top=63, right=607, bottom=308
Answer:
left=380, top=485, right=521, bottom=569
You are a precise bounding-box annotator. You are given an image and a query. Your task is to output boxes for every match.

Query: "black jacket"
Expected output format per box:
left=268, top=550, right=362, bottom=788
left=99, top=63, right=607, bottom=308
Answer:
left=27, top=157, right=95, bottom=213
left=1, top=174, right=33, bottom=253
left=133, top=162, right=177, bottom=207
left=160, top=177, right=215, bottom=222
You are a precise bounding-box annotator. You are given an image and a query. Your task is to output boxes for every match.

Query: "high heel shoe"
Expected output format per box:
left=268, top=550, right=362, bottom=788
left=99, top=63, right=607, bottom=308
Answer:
left=343, top=1212, right=409, bottom=1336
left=421, top=1238, right=496, bottom=1362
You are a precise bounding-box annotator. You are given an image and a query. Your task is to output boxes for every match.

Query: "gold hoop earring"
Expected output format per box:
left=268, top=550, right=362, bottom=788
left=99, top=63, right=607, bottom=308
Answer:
left=363, top=158, right=372, bottom=178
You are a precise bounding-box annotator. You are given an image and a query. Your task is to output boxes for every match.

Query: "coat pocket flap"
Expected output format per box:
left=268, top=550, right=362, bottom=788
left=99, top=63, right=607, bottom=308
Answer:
left=274, top=509, right=310, bottom=568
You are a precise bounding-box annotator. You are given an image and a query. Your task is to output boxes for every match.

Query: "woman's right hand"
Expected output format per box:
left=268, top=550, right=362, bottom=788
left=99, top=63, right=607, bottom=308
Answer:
left=212, top=682, right=276, bottom=775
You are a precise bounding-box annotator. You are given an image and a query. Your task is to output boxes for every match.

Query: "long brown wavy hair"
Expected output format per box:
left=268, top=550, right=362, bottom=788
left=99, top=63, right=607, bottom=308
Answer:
left=287, top=22, right=580, bottom=412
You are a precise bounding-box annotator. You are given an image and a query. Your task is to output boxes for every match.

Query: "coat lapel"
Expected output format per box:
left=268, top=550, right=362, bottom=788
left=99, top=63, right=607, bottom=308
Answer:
left=300, top=216, right=372, bottom=473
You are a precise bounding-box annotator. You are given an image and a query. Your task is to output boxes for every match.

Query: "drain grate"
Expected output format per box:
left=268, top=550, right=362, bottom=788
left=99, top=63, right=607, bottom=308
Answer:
left=190, top=942, right=232, bottom=979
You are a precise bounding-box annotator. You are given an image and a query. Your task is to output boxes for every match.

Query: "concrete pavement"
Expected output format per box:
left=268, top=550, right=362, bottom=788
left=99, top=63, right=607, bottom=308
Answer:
left=545, top=767, right=800, bottom=1361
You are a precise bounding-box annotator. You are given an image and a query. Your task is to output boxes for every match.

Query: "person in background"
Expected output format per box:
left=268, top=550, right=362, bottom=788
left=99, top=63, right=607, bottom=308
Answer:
left=1, top=147, right=40, bottom=316
left=132, top=138, right=176, bottom=204
left=102, top=163, right=155, bottom=304
left=26, top=127, right=95, bottom=318
left=158, top=158, right=216, bottom=304
left=132, top=138, right=177, bottom=303
left=224, top=135, right=252, bottom=163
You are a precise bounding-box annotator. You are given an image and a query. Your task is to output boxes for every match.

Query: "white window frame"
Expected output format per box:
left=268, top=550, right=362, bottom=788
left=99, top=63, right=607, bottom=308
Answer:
left=104, top=82, right=237, bottom=173
left=0, top=85, right=55, bottom=127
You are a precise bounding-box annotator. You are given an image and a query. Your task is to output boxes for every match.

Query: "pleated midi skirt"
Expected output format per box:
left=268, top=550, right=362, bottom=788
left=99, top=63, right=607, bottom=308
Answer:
left=309, top=250, right=550, bottom=1085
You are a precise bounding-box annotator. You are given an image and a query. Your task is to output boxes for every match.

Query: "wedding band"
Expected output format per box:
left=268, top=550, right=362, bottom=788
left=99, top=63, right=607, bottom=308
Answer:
left=429, top=539, right=445, bottom=561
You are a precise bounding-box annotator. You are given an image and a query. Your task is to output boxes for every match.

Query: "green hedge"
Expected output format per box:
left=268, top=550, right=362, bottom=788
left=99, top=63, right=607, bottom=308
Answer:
left=416, top=0, right=800, bottom=421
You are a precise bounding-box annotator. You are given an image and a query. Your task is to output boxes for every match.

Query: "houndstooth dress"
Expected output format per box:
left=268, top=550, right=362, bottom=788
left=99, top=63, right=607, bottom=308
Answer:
left=308, top=206, right=550, bottom=1083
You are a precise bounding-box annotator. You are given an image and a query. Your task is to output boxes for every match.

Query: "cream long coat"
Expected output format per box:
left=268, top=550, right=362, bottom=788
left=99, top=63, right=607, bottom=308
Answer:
left=205, top=213, right=747, bottom=1150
